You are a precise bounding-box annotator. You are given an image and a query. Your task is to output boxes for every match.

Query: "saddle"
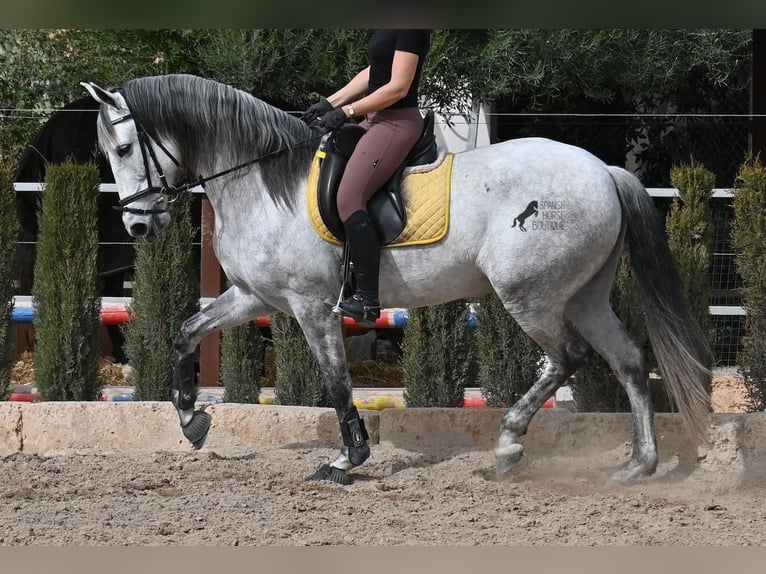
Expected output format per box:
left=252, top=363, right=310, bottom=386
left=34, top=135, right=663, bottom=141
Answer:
left=316, top=110, right=438, bottom=245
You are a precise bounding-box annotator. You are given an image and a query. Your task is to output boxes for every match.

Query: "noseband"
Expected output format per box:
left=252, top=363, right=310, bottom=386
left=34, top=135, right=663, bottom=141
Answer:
left=109, top=94, right=324, bottom=215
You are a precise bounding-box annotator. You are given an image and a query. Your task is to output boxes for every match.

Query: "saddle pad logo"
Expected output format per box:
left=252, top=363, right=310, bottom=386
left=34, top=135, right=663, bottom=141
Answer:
left=307, top=153, right=454, bottom=247
left=512, top=200, right=567, bottom=232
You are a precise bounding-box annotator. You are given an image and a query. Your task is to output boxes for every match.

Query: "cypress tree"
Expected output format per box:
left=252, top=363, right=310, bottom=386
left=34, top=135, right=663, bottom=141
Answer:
left=731, top=157, right=766, bottom=411
left=271, top=312, right=330, bottom=407
left=221, top=319, right=264, bottom=404
left=401, top=300, right=475, bottom=407
left=32, top=163, right=102, bottom=401
left=474, top=292, right=543, bottom=407
left=667, top=163, right=715, bottom=362
left=0, top=162, right=17, bottom=400
left=123, top=193, right=199, bottom=401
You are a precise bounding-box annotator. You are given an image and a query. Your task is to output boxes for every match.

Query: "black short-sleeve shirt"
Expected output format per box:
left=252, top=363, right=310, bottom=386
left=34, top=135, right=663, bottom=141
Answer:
left=366, top=29, right=431, bottom=109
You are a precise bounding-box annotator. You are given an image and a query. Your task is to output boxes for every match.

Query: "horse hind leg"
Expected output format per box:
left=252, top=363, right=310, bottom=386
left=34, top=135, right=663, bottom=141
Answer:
left=567, top=299, right=657, bottom=483
left=495, top=313, right=592, bottom=475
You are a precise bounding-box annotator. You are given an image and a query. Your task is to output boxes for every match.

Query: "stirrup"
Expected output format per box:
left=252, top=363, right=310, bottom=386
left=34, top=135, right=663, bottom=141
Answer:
left=338, top=294, right=380, bottom=327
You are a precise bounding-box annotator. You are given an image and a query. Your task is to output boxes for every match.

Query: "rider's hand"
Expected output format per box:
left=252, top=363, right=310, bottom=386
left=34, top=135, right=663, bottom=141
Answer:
left=316, top=107, right=348, bottom=131
left=300, top=98, right=333, bottom=124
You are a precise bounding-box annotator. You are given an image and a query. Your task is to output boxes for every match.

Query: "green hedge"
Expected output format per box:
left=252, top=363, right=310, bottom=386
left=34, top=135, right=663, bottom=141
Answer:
left=0, top=162, right=17, bottom=400
left=731, top=157, right=766, bottom=411
left=668, top=164, right=715, bottom=364
left=221, top=320, right=264, bottom=404
left=474, top=292, right=543, bottom=407
left=401, top=300, right=475, bottom=407
left=123, top=193, right=199, bottom=401
left=32, top=163, right=102, bottom=401
left=271, top=313, right=330, bottom=407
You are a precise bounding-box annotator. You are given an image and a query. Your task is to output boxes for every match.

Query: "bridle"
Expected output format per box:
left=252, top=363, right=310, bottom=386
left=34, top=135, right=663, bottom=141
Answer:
left=109, top=111, right=186, bottom=215
left=109, top=95, right=324, bottom=215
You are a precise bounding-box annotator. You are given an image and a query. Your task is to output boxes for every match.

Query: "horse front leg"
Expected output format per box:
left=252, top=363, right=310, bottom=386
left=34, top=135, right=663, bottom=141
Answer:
left=173, top=286, right=270, bottom=449
left=292, top=306, right=370, bottom=485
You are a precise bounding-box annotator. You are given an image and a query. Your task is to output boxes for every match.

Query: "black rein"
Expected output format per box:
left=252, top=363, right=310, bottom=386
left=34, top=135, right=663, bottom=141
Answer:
left=109, top=100, right=323, bottom=215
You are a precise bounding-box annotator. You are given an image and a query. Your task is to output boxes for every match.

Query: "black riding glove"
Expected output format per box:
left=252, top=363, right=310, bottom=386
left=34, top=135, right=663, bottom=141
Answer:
left=316, top=107, right=348, bottom=131
left=300, top=98, right=333, bottom=124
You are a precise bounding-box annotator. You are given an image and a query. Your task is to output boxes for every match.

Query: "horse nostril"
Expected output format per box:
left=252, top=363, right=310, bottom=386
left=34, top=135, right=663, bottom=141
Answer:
left=130, top=223, right=148, bottom=237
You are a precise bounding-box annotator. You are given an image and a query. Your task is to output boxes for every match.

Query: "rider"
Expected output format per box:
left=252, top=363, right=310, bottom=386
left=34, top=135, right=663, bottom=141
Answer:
left=301, top=29, right=432, bottom=325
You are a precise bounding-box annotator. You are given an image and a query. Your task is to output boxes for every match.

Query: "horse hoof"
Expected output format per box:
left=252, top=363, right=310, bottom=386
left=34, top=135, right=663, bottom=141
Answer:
left=495, top=443, right=524, bottom=477
left=310, top=464, right=353, bottom=485
left=182, top=410, right=211, bottom=450
left=609, top=461, right=654, bottom=485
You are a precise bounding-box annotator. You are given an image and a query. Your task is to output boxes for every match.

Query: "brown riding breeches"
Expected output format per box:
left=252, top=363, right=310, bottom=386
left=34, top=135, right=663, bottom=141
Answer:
left=336, top=107, right=424, bottom=222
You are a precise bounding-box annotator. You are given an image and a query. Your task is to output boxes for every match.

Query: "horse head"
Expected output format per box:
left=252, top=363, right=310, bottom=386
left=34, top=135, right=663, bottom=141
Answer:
left=81, top=81, right=175, bottom=243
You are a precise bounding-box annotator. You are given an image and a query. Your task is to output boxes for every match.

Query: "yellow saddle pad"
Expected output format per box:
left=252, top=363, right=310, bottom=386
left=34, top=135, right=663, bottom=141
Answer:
left=307, top=151, right=454, bottom=247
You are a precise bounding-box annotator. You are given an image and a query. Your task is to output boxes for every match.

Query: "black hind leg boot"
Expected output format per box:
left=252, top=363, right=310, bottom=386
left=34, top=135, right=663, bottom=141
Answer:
left=339, top=210, right=381, bottom=327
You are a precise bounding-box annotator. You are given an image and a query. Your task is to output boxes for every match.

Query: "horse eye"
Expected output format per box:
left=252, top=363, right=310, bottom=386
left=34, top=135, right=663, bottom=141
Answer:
left=115, top=144, right=132, bottom=158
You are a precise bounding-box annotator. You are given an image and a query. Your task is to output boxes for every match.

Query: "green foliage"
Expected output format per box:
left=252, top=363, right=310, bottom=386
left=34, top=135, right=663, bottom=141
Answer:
left=0, top=29, right=752, bottom=184
left=32, top=163, right=102, bottom=401
left=193, top=29, right=371, bottom=108
left=668, top=163, right=715, bottom=364
left=123, top=194, right=199, bottom=401
left=483, top=30, right=750, bottom=185
left=0, top=162, right=17, bottom=399
left=0, top=29, right=200, bottom=162
left=474, top=292, right=543, bottom=407
left=271, top=313, right=330, bottom=407
left=731, top=157, right=766, bottom=411
left=401, top=300, right=475, bottom=407
left=221, top=320, right=264, bottom=404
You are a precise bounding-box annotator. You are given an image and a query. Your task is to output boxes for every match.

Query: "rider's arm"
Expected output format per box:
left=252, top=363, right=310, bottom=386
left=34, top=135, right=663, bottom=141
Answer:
left=336, top=50, right=420, bottom=119
left=327, top=67, right=370, bottom=108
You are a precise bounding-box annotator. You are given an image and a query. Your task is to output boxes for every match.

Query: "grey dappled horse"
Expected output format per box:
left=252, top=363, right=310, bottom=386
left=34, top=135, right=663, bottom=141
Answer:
left=82, top=74, right=711, bottom=485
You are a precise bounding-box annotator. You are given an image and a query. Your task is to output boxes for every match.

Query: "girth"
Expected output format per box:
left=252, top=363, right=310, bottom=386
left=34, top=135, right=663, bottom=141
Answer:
left=316, top=110, right=438, bottom=245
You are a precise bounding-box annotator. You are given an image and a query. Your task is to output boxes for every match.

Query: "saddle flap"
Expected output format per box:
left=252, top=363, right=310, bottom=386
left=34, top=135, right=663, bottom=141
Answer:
left=315, top=110, right=438, bottom=245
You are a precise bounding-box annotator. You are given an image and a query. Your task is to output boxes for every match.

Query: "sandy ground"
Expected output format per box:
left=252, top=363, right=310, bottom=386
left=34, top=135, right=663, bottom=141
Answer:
left=2, top=438, right=766, bottom=546
left=3, top=367, right=763, bottom=546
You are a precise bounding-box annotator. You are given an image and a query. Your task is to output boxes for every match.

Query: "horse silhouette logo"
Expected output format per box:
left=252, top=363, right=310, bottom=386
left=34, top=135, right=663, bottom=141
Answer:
left=512, top=200, right=539, bottom=232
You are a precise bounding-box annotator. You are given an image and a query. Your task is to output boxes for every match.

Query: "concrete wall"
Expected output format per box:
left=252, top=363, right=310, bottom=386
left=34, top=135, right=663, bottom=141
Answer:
left=2, top=402, right=765, bottom=486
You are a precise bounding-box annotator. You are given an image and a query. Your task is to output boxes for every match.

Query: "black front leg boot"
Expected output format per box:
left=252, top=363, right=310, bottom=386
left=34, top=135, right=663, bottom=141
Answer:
left=172, top=354, right=211, bottom=450
left=310, top=406, right=371, bottom=485
left=340, top=406, right=371, bottom=466
left=172, top=354, right=198, bottom=412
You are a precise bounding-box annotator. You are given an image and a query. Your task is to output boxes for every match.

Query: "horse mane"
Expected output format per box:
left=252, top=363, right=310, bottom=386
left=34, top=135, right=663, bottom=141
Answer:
left=98, top=74, right=317, bottom=210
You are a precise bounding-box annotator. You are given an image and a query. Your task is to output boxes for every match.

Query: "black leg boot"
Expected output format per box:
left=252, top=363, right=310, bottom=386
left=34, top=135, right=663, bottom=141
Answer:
left=339, top=210, right=381, bottom=326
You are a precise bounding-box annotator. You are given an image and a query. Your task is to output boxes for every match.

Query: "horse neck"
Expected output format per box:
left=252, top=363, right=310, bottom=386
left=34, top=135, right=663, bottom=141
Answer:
left=203, top=168, right=287, bottom=225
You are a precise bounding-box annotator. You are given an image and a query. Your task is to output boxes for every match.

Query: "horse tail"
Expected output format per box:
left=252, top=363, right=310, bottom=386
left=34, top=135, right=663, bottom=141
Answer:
left=607, top=166, right=712, bottom=446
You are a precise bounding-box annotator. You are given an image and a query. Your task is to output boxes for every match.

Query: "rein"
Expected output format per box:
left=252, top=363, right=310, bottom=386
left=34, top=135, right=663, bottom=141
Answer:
left=110, top=103, right=323, bottom=215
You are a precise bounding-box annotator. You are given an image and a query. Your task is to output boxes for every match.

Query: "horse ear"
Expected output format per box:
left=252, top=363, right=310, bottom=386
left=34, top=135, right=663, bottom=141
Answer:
left=80, top=81, right=123, bottom=110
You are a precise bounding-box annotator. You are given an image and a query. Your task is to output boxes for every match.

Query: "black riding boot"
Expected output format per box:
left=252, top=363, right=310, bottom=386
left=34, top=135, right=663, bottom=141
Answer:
left=339, top=210, right=381, bottom=326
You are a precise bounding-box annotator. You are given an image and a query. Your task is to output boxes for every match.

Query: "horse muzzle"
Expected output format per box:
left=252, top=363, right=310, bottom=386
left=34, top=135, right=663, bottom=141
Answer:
left=124, top=211, right=170, bottom=243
